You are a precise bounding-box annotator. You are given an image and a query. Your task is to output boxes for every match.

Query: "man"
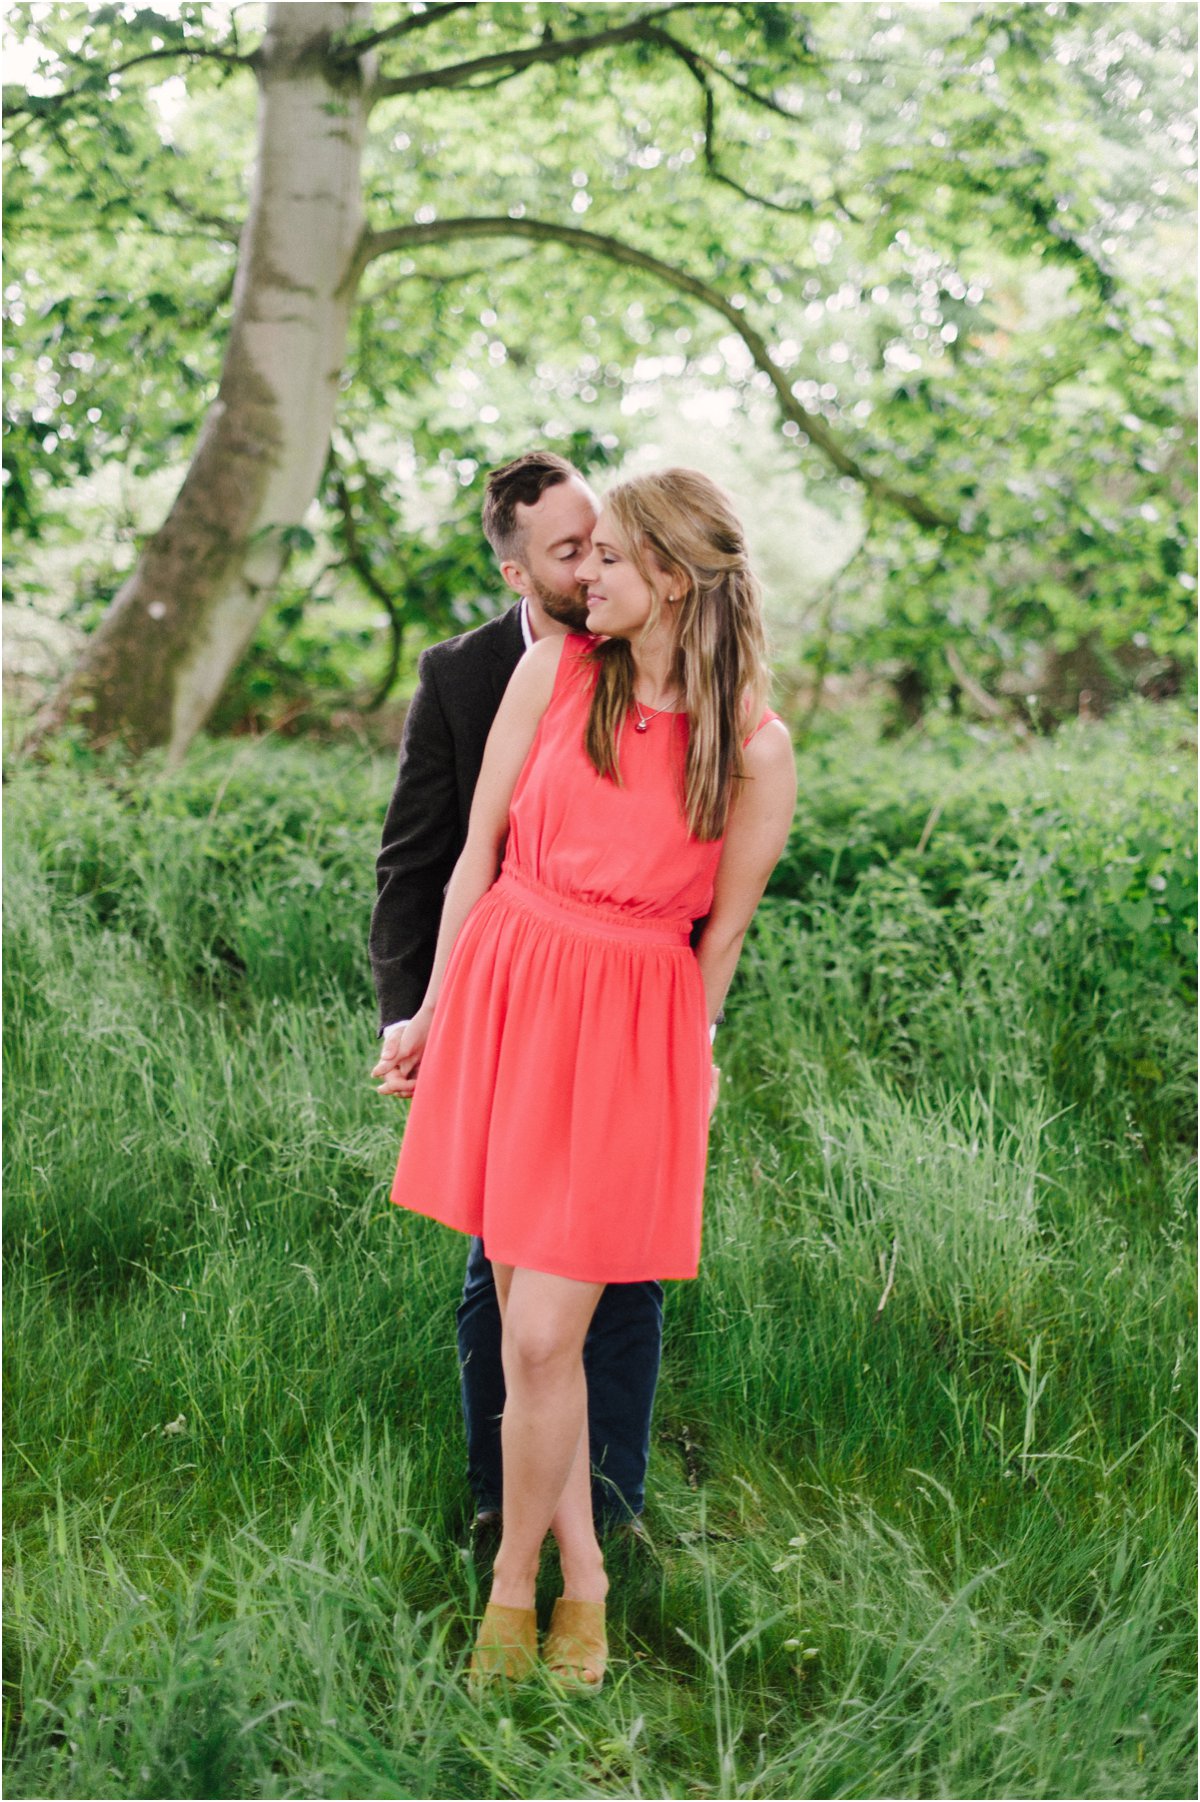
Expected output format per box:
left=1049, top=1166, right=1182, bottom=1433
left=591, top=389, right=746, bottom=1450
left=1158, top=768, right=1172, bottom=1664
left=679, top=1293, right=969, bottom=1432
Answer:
left=370, top=450, right=663, bottom=1539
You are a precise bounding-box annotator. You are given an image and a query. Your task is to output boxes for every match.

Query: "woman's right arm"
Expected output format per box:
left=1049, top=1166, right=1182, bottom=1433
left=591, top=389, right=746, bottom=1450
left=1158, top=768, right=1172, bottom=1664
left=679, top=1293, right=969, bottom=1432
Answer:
left=377, top=635, right=564, bottom=1096
left=694, top=721, right=796, bottom=1026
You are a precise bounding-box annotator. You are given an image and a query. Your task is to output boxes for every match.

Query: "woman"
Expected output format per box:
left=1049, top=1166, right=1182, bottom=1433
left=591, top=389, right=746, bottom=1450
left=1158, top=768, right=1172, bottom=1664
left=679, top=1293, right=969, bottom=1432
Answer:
left=388, top=468, right=796, bottom=1691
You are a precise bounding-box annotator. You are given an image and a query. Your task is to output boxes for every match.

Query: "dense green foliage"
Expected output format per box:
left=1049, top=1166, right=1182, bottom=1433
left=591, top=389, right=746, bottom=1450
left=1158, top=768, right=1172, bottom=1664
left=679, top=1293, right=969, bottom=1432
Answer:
left=4, top=2, right=1196, bottom=721
left=4, top=701, right=1195, bottom=1798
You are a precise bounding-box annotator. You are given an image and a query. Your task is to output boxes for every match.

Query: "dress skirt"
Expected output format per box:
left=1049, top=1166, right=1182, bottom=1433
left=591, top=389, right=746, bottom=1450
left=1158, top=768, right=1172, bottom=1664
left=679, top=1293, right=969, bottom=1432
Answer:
left=389, top=866, right=713, bottom=1283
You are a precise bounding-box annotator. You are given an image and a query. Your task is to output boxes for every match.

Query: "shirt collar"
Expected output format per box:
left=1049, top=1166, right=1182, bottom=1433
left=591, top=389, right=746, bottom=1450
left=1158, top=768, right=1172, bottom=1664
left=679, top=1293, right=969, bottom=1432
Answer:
left=519, top=596, right=534, bottom=652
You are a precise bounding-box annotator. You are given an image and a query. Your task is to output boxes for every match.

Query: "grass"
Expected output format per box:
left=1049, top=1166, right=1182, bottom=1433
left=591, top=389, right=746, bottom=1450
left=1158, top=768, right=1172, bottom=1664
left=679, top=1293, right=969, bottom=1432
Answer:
left=3, top=700, right=1196, bottom=1799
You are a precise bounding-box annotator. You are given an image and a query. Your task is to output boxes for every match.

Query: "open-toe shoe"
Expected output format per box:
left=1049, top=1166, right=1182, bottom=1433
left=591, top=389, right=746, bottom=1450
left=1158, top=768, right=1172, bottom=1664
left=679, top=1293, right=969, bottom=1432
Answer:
left=542, top=1597, right=608, bottom=1694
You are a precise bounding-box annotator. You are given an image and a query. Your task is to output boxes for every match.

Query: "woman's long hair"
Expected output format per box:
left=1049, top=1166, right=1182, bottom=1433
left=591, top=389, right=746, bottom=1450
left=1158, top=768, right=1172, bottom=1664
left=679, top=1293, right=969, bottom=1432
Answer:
left=582, top=469, right=770, bottom=841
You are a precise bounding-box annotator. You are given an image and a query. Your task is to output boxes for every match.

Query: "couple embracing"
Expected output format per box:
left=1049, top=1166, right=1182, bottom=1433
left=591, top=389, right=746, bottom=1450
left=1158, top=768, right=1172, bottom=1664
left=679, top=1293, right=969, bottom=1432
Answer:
left=370, top=452, right=795, bottom=1691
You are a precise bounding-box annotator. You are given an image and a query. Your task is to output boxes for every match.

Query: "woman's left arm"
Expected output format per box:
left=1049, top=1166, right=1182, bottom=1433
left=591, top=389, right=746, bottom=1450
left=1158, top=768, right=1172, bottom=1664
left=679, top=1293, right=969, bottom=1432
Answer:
left=695, top=721, right=796, bottom=1026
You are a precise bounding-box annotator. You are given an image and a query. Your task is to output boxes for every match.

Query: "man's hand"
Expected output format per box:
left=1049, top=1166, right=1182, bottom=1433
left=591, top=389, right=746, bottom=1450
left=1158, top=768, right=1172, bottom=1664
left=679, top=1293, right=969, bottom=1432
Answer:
left=372, top=1009, right=433, bottom=1097
left=371, top=1023, right=408, bottom=1095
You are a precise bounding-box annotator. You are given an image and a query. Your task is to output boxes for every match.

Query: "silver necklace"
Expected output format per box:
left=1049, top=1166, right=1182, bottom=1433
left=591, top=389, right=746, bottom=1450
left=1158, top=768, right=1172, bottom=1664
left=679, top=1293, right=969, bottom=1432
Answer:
left=634, top=698, right=676, bottom=733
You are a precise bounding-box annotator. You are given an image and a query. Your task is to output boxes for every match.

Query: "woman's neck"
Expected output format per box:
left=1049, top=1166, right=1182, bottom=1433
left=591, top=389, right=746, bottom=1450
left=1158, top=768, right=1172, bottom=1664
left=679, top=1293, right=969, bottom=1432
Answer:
left=629, top=630, right=678, bottom=706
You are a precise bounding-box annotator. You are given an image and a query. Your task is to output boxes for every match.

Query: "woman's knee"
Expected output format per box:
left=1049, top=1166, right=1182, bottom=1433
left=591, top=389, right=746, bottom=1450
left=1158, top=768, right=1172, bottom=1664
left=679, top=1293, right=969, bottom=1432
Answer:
left=502, top=1318, right=582, bottom=1388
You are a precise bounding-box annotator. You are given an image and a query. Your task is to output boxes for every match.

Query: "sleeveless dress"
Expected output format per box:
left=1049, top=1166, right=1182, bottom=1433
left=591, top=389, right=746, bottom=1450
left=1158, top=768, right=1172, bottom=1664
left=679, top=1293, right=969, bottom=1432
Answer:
left=390, top=633, right=776, bottom=1283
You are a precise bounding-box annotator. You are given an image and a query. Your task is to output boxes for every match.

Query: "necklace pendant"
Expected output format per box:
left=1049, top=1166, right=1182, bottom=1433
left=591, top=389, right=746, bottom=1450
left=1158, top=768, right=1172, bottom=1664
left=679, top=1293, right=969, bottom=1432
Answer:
left=635, top=718, right=649, bottom=732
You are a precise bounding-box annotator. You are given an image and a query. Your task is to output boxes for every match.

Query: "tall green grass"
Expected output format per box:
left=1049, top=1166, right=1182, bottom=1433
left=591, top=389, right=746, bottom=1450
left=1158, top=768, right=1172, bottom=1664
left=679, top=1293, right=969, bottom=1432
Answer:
left=4, top=703, right=1196, bottom=1800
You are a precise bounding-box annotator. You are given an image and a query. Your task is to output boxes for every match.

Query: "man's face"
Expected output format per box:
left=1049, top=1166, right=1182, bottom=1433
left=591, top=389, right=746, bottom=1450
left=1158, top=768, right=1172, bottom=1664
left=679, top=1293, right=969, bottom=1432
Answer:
left=502, top=477, right=599, bottom=630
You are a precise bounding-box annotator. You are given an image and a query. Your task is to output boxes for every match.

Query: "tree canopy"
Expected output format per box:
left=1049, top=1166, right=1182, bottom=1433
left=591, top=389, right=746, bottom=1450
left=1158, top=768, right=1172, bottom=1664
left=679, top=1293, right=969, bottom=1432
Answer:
left=4, top=1, right=1196, bottom=744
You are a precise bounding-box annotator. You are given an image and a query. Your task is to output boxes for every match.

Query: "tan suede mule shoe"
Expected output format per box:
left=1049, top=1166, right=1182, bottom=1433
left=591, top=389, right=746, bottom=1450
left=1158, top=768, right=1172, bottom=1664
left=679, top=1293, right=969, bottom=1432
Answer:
left=467, top=1602, right=537, bottom=1692
left=543, top=1597, right=608, bottom=1694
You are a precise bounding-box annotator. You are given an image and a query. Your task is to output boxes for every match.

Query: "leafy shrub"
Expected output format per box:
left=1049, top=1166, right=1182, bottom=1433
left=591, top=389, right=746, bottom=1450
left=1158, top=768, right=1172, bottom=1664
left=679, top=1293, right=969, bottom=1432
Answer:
left=7, top=700, right=1194, bottom=1158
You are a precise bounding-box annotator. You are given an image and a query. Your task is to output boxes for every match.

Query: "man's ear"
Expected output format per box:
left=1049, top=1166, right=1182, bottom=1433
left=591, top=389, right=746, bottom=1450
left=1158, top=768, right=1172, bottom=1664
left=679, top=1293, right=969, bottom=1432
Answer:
left=498, top=559, right=527, bottom=597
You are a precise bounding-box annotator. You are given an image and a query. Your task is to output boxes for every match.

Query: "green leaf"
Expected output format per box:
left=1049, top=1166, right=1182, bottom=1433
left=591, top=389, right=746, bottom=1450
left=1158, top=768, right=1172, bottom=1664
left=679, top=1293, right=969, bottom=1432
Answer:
left=1119, top=896, right=1156, bottom=935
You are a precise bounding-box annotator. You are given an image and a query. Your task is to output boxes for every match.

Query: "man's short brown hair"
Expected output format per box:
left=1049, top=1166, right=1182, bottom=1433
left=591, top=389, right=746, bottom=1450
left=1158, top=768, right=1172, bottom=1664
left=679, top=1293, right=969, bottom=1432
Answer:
left=482, top=451, right=581, bottom=561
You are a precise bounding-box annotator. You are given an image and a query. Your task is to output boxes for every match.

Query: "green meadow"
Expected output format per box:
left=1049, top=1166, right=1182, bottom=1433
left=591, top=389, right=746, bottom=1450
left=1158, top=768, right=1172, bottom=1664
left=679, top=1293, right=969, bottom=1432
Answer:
left=4, top=701, right=1196, bottom=1801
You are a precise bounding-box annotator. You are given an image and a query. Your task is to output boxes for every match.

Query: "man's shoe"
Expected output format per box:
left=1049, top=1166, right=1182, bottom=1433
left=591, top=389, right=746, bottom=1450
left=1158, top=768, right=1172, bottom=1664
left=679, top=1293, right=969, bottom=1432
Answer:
left=467, top=1508, right=503, bottom=1560
left=600, top=1512, right=647, bottom=1545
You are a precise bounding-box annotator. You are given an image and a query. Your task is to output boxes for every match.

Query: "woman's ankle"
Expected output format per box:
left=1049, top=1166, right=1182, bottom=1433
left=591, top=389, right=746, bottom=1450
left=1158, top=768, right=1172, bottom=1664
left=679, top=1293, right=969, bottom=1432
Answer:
left=488, top=1554, right=539, bottom=1612
left=556, top=1547, right=608, bottom=1604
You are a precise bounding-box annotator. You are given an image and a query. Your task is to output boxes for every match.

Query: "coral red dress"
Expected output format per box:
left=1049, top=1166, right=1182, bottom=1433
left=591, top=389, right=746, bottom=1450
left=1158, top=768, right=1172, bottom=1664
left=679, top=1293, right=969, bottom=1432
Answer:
left=390, top=633, right=773, bottom=1282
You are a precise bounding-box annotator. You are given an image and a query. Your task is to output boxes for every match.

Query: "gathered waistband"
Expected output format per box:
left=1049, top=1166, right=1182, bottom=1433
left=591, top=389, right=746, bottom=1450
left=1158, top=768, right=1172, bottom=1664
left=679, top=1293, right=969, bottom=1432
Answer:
left=494, top=866, right=693, bottom=947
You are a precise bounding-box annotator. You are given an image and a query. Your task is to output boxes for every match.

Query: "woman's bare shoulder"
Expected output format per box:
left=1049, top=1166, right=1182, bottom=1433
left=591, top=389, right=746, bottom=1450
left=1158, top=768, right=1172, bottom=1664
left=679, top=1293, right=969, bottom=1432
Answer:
left=743, top=716, right=794, bottom=776
left=506, top=633, right=567, bottom=705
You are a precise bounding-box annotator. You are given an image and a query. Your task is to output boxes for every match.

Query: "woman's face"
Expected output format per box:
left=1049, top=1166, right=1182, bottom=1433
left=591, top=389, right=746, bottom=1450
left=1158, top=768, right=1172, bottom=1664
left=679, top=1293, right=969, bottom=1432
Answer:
left=574, top=510, right=674, bottom=642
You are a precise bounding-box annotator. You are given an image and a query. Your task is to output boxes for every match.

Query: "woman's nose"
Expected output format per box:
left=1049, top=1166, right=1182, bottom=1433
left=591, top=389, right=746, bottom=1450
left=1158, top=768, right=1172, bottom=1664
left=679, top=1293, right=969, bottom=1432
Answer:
left=574, top=550, right=597, bottom=580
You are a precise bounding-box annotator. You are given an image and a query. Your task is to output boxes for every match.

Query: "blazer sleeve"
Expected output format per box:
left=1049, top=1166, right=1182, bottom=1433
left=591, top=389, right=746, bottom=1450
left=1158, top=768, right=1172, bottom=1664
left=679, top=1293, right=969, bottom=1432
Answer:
left=369, top=649, right=461, bottom=1032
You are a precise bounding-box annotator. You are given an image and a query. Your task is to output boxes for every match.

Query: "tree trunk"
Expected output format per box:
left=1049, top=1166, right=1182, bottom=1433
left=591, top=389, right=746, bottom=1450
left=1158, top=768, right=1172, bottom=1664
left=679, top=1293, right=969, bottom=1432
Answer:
left=31, top=2, right=373, bottom=761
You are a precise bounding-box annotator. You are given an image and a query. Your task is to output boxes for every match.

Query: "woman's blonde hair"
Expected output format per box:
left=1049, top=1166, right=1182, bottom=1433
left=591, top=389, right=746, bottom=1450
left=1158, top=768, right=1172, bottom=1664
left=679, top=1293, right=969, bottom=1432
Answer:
left=583, top=468, right=770, bottom=841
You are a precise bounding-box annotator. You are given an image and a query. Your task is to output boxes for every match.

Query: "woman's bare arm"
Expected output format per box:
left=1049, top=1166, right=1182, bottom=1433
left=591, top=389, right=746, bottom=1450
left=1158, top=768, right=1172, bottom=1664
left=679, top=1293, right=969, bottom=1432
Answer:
left=376, top=635, right=564, bottom=1095
left=695, top=720, right=796, bottom=1027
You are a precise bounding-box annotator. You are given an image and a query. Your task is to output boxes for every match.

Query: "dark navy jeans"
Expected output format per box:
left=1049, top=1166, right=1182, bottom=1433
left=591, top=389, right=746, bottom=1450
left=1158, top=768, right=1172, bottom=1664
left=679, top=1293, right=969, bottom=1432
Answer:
left=456, top=1236, right=664, bottom=1528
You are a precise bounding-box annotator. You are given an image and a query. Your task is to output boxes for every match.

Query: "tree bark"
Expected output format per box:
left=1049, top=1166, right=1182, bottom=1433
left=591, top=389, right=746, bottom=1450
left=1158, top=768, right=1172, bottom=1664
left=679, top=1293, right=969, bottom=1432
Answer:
left=31, top=2, right=373, bottom=761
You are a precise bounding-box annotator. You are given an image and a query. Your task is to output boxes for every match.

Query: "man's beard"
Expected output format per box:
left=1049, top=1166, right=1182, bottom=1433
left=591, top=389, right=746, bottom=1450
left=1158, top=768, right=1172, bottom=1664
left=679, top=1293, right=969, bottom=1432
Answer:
left=528, top=576, right=591, bottom=633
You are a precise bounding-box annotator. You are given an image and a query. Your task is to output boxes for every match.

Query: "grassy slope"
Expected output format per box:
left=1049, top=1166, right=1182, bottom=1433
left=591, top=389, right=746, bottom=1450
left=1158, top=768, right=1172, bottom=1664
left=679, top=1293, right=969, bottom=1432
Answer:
left=3, top=702, right=1196, bottom=1801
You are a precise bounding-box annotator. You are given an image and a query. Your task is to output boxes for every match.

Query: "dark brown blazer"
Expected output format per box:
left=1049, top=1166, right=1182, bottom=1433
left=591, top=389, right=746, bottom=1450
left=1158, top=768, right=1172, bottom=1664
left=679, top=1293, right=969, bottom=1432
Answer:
left=369, top=603, right=525, bottom=1032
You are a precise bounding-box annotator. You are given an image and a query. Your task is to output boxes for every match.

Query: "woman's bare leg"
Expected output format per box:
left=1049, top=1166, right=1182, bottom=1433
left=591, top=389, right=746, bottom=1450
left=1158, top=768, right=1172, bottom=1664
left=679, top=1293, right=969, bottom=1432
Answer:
left=549, top=1401, right=609, bottom=1603
left=488, top=1264, right=606, bottom=1611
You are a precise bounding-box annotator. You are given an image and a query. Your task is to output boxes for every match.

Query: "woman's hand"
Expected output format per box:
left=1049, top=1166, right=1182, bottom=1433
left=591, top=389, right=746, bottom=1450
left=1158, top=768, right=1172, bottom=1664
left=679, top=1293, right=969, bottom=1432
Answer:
left=373, top=1004, right=435, bottom=1097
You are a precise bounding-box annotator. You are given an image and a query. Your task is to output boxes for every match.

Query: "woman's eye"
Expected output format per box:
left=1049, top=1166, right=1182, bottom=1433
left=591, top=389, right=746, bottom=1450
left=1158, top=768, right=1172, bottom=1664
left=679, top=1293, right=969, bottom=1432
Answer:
left=601, top=555, right=617, bottom=565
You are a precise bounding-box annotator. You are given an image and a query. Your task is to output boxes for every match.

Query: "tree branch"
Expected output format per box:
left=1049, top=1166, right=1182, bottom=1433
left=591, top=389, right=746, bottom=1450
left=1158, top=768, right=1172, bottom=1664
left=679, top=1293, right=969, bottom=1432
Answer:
left=95, top=43, right=252, bottom=79
left=3, top=42, right=252, bottom=116
left=670, top=37, right=814, bottom=121
left=331, top=466, right=405, bottom=712
left=360, top=215, right=959, bottom=533
left=944, top=642, right=1006, bottom=720
left=645, top=29, right=821, bottom=220
left=361, top=254, right=529, bottom=307
left=640, top=26, right=864, bottom=219
left=332, top=2, right=476, bottom=62
left=371, top=17, right=665, bottom=100
left=366, top=14, right=845, bottom=216
left=368, top=10, right=820, bottom=128
left=165, top=188, right=242, bottom=243
left=874, top=151, right=1117, bottom=303
left=795, top=537, right=872, bottom=742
